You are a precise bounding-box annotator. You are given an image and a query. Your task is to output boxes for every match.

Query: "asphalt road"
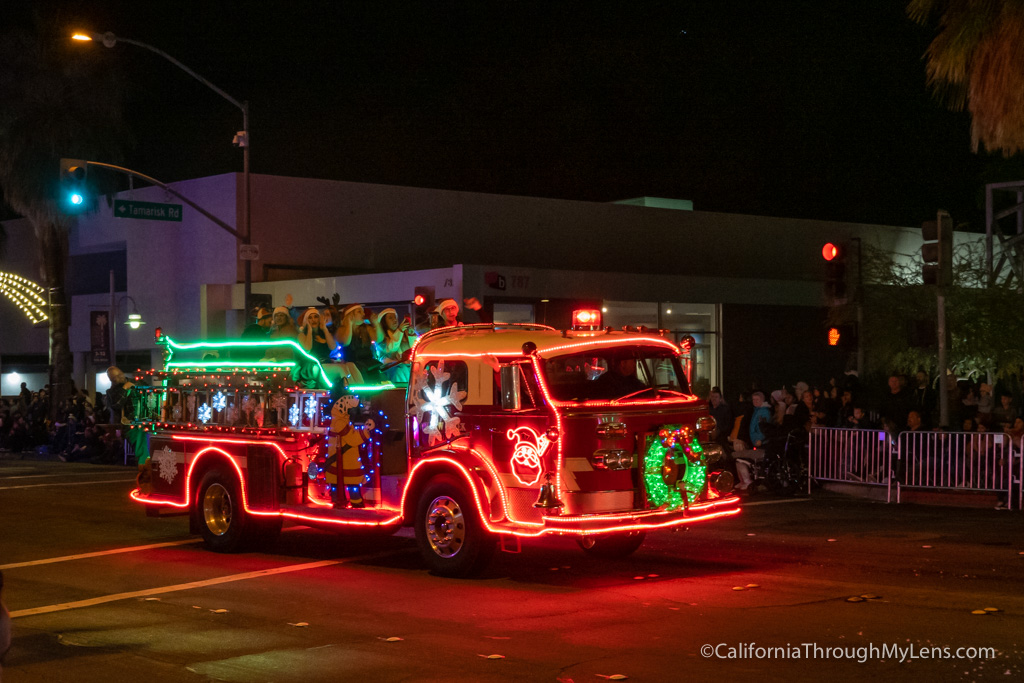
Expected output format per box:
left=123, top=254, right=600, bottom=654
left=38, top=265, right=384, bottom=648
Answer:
left=1, top=457, right=1022, bottom=682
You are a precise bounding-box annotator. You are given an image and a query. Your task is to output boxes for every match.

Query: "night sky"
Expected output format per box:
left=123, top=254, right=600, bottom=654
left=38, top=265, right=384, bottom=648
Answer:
left=8, top=0, right=1024, bottom=229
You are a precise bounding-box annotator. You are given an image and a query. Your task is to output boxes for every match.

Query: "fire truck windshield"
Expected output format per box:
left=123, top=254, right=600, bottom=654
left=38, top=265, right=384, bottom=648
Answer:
left=542, top=346, right=691, bottom=402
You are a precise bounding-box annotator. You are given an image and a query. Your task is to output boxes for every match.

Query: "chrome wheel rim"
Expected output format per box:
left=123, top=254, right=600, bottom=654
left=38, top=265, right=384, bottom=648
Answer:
left=203, top=483, right=233, bottom=536
left=425, top=495, right=465, bottom=558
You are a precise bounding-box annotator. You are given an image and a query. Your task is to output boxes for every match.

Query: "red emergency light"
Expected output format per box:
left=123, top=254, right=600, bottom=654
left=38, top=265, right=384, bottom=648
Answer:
left=572, top=308, right=602, bottom=330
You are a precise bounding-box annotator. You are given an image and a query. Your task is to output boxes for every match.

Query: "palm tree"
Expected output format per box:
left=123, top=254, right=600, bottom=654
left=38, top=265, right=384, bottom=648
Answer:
left=908, top=0, right=1024, bottom=155
left=0, top=16, right=124, bottom=419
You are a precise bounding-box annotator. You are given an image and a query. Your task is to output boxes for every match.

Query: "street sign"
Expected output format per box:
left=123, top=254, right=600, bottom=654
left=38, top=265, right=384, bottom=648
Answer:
left=239, top=244, right=260, bottom=261
left=113, top=199, right=182, bottom=222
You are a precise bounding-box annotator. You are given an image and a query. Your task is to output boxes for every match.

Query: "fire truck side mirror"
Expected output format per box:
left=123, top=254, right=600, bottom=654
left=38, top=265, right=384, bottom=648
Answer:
left=500, top=365, right=521, bottom=411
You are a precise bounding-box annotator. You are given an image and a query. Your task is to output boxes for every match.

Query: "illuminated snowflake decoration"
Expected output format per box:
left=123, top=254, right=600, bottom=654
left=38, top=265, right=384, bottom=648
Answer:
left=289, top=403, right=300, bottom=426
left=304, top=398, right=318, bottom=421
left=197, top=402, right=213, bottom=424
left=410, top=362, right=467, bottom=446
left=212, top=391, right=227, bottom=411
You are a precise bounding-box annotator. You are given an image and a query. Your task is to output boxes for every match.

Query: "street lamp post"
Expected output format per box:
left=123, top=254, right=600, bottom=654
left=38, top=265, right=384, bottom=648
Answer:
left=108, top=269, right=146, bottom=367
left=73, top=30, right=253, bottom=322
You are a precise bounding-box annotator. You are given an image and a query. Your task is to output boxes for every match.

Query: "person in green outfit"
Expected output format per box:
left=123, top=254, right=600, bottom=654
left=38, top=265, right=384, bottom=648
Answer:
left=105, top=366, right=150, bottom=466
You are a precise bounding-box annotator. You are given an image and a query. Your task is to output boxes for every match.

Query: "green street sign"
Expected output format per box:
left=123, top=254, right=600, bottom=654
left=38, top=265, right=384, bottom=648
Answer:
left=113, top=199, right=182, bottom=222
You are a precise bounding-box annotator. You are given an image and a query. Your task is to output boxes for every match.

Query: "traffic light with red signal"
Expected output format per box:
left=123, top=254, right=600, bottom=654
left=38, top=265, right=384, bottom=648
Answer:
left=822, top=242, right=848, bottom=305
left=413, top=286, right=435, bottom=330
left=827, top=324, right=857, bottom=349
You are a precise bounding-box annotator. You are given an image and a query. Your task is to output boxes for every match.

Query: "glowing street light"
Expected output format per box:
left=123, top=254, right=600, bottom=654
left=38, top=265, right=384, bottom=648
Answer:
left=72, top=30, right=253, bottom=318
left=126, top=312, right=145, bottom=330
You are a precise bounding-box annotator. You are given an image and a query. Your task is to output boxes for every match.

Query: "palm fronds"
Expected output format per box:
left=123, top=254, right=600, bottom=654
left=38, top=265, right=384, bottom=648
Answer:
left=909, top=0, right=1024, bottom=154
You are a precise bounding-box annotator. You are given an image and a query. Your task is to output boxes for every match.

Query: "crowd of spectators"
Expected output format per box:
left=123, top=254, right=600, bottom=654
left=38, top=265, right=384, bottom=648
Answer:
left=706, top=370, right=1024, bottom=500
left=709, top=370, right=1024, bottom=445
left=0, top=382, right=125, bottom=463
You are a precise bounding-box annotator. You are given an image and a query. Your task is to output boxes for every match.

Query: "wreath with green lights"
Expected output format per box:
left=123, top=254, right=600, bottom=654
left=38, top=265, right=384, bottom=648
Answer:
left=643, top=425, right=708, bottom=510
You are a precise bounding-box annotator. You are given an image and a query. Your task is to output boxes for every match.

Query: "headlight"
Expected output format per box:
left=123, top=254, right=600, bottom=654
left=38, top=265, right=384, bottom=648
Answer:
left=707, top=470, right=735, bottom=497
left=702, top=444, right=725, bottom=464
left=696, top=416, right=717, bottom=432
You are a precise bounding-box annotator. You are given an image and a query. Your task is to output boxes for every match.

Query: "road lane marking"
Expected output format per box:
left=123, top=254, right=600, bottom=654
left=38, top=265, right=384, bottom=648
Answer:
left=0, top=539, right=200, bottom=571
left=1, top=471, right=132, bottom=480
left=0, top=478, right=137, bottom=491
left=10, top=551, right=404, bottom=619
left=743, top=498, right=811, bottom=506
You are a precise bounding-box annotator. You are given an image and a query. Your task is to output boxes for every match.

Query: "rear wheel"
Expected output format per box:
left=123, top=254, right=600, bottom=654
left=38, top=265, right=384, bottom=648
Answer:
left=577, top=531, right=646, bottom=559
left=196, top=469, right=280, bottom=552
left=415, top=475, right=496, bottom=577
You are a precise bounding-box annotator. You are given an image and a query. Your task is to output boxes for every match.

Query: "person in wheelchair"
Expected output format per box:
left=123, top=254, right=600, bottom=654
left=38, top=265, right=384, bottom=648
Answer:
left=731, top=391, right=770, bottom=492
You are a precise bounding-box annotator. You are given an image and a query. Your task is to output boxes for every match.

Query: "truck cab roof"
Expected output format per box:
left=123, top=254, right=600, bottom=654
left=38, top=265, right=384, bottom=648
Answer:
left=413, top=323, right=684, bottom=361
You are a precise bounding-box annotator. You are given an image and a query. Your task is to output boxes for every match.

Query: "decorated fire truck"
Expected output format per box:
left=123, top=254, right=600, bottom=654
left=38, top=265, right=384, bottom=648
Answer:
left=129, top=322, right=740, bottom=576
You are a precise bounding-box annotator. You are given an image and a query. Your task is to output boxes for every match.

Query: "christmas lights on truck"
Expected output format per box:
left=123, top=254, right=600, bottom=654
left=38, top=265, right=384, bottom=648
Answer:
left=129, top=324, right=740, bottom=576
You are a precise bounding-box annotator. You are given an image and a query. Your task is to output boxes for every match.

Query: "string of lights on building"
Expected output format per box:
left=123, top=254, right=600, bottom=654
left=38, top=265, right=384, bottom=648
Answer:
left=0, top=271, right=48, bottom=324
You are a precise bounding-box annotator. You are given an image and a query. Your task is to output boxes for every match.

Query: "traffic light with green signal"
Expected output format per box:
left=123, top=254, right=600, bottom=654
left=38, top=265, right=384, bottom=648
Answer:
left=59, top=158, right=90, bottom=214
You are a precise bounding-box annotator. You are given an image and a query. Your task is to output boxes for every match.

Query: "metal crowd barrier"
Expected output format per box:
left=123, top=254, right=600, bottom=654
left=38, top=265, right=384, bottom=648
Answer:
left=809, top=427, right=893, bottom=499
left=809, top=427, right=1022, bottom=510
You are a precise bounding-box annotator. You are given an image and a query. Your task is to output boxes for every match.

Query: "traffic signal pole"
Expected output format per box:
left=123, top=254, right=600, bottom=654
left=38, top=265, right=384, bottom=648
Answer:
left=852, top=237, right=864, bottom=377
left=922, top=209, right=952, bottom=428
left=937, top=289, right=948, bottom=428
left=71, top=160, right=244, bottom=240
left=936, top=210, right=950, bottom=428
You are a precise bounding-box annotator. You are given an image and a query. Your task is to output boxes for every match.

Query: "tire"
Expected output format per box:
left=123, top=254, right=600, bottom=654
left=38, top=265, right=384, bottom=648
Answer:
left=196, top=469, right=280, bottom=552
left=414, top=475, right=496, bottom=577
left=577, top=531, right=646, bottom=559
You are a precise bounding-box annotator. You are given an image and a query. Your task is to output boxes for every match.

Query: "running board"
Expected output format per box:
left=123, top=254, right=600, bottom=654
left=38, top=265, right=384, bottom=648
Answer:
left=278, top=503, right=401, bottom=525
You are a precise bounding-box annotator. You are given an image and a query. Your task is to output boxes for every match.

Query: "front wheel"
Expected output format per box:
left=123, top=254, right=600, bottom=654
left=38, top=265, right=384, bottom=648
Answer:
left=414, top=475, right=496, bottom=577
left=196, top=469, right=280, bottom=552
left=577, top=531, right=646, bottom=559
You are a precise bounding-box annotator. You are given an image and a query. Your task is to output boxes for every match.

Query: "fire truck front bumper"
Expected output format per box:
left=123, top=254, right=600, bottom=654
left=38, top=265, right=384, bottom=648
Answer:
left=507, top=494, right=741, bottom=537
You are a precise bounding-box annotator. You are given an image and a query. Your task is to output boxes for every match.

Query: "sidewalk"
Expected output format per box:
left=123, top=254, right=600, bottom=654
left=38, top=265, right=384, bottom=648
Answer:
left=821, top=480, right=1013, bottom=510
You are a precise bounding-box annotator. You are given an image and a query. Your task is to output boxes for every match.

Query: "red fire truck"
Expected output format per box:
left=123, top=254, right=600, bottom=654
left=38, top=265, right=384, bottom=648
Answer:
left=130, top=323, right=739, bottom=576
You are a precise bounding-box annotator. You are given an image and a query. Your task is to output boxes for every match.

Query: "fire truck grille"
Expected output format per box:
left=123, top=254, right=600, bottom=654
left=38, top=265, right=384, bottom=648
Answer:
left=506, top=488, right=544, bottom=524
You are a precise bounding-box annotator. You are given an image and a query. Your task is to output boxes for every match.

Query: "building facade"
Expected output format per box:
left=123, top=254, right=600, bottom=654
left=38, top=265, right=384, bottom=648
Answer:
left=2, top=173, right=928, bottom=401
